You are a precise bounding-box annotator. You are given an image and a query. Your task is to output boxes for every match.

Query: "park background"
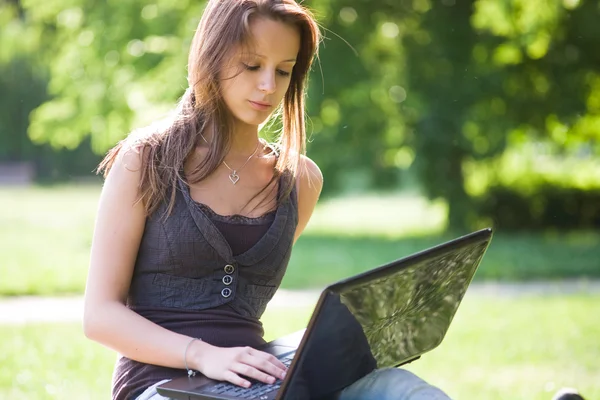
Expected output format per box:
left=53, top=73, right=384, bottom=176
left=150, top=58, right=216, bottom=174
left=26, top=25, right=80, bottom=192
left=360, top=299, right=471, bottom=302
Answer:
left=1, top=0, right=599, bottom=398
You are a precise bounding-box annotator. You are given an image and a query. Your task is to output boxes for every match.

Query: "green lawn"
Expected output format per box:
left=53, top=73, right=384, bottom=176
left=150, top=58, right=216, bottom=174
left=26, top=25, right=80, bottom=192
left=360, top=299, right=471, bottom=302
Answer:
left=0, top=295, right=598, bottom=400
left=1, top=185, right=599, bottom=295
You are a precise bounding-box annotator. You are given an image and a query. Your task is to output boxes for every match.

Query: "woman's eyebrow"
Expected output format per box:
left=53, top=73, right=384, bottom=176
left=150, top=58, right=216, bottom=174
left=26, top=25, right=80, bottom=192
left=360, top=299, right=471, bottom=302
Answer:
left=247, top=52, right=297, bottom=63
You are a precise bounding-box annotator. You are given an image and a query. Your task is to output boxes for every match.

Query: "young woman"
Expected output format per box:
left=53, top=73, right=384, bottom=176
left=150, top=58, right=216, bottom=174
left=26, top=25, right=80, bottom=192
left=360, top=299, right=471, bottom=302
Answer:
left=83, top=0, right=452, bottom=399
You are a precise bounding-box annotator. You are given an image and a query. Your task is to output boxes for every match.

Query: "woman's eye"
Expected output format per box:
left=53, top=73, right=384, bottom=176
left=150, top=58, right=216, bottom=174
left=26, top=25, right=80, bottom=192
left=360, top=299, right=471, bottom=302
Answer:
left=243, top=63, right=290, bottom=77
left=243, top=63, right=260, bottom=71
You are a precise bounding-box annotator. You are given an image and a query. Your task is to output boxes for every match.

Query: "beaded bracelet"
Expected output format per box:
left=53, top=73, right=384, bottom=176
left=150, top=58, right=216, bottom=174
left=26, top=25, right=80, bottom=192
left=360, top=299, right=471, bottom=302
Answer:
left=184, top=337, right=201, bottom=377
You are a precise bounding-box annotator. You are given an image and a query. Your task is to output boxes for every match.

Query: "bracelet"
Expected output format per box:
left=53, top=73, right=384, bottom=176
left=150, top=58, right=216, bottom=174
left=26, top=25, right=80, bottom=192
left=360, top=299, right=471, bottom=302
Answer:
left=184, top=337, right=201, bottom=377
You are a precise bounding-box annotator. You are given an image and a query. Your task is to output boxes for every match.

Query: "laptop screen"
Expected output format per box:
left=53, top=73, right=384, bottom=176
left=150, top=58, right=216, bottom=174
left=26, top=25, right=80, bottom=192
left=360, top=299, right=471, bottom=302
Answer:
left=280, top=237, right=490, bottom=399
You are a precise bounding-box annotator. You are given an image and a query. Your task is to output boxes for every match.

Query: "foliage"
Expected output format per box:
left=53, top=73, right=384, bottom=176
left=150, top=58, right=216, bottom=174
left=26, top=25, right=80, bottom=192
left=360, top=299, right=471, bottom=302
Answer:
left=17, top=0, right=201, bottom=153
left=0, top=57, right=48, bottom=161
left=0, top=1, right=48, bottom=161
left=478, top=185, right=600, bottom=231
left=302, top=0, right=409, bottom=193
left=304, top=0, right=600, bottom=229
left=394, top=0, right=599, bottom=229
left=0, top=1, right=103, bottom=179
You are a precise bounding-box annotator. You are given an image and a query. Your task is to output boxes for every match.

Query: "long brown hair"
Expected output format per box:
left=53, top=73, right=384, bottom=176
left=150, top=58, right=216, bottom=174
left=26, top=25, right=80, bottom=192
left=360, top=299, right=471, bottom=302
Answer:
left=98, top=0, right=320, bottom=217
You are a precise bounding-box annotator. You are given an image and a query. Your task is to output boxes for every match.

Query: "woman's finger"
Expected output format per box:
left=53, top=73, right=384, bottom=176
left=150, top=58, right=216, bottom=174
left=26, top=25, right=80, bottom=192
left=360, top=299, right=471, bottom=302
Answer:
left=222, top=369, right=251, bottom=388
left=231, top=362, right=277, bottom=385
left=248, top=349, right=288, bottom=376
left=241, top=352, right=286, bottom=381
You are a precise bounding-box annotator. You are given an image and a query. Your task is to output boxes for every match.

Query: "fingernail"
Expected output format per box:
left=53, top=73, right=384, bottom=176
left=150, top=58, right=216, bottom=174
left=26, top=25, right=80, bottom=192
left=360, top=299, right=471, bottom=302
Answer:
left=281, top=372, right=286, bottom=379
left=269, top=377, right=276, bottom=384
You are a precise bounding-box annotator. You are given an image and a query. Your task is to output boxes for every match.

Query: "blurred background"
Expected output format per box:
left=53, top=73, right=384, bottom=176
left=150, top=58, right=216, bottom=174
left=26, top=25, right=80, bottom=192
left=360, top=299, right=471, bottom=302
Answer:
left=0, top=0, right=599, bottom=399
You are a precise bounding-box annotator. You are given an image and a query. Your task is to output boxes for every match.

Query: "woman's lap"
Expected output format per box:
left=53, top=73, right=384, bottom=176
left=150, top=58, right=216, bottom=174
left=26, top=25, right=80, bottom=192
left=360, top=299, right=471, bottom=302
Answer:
left=336, top=368, right=451, bottom=400
left=135, top=368, right=451, bottom=400
left=134, top=379, right=171, bottom=400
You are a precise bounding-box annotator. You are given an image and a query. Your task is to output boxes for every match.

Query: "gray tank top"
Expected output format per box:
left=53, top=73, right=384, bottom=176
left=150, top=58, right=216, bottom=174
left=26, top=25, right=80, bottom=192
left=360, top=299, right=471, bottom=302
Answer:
left=112, top=172, right=298, bottom=400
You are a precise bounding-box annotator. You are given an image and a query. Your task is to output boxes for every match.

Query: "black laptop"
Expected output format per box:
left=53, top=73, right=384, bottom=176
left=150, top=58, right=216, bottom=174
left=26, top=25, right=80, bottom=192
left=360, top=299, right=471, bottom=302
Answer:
left=157, top=228, right=493, bottom=400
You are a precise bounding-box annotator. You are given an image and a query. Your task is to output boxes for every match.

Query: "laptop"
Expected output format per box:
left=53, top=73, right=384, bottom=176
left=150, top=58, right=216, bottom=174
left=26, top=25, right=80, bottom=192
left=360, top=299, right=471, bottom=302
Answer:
left=158, top=228, right=493, bottom=400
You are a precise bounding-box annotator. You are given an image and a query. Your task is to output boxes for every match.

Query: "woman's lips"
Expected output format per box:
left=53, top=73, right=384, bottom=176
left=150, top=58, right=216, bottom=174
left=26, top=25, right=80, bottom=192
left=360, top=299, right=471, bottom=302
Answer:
left=248, top=100, right=271, bottom=111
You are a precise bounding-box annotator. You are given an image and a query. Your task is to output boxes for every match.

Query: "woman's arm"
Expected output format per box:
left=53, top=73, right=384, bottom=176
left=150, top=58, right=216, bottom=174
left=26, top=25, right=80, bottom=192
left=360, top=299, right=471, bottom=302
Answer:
left=83, top=145, right=203, bottom=368
left=83, top=146, right=286, bottom=388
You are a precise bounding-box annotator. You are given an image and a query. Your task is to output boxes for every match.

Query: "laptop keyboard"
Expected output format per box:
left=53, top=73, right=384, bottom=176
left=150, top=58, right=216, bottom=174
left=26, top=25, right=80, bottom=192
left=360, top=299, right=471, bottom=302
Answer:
left=201, top=353, right=295, bottom=399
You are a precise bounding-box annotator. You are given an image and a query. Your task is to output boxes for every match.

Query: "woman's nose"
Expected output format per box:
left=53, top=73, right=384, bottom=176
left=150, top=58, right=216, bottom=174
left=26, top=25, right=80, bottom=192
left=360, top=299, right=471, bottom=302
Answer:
left=258, top=71, right=276, bottom=94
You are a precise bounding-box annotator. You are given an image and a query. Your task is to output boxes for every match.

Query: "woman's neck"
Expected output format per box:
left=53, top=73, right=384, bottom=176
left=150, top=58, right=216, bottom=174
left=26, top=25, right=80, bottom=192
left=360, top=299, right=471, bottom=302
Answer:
left=199, top=120, right=261, bottom=157
left=229, top=124, right=261, bottom=156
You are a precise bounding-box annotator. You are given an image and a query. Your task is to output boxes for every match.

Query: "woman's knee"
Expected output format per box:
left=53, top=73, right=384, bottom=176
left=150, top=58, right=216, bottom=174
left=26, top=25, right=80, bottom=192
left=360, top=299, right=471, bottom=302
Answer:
left=134, top=379, right=171, bottom=400
left=338, top=368, right=451, bottom=400
left=379, top=368, right=450, bottom=399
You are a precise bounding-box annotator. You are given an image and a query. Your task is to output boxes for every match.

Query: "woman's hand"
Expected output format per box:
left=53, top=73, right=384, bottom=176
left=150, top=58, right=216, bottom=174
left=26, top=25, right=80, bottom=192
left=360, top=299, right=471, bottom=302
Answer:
left=192, top=342, right=288, bottom=388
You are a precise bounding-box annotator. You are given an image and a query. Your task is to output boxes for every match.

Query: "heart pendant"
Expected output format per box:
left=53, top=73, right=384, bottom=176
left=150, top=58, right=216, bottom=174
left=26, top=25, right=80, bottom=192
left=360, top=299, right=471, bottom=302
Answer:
left=229, top=172, right=240, bottom=185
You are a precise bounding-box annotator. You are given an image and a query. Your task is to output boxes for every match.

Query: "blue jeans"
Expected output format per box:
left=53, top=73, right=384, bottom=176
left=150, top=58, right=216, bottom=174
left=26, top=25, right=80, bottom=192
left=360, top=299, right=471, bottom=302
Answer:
left=136, top=368, right=451, bottom=400
left=335, top=368, right=450, bottom=400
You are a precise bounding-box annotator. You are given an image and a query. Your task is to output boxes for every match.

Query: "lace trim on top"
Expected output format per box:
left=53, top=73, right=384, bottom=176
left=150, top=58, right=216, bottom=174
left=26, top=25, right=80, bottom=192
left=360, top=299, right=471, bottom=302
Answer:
left=194, top=201, right=276, bottom=225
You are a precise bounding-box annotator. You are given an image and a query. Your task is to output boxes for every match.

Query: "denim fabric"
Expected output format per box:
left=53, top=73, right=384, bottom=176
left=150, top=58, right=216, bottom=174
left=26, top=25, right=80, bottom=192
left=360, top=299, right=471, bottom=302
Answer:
left=127, top=173, right=298, bottom=319
left=135, top=368, right=452, bottom=400
left=134, top=379, right=170, bottom=400
left=336, top=368, right=451, bottom=400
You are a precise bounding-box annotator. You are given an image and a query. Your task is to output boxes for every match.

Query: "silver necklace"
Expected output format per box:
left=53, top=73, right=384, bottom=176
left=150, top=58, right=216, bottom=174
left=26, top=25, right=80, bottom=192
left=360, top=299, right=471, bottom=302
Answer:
left=200, top=134, right=260, bottom=185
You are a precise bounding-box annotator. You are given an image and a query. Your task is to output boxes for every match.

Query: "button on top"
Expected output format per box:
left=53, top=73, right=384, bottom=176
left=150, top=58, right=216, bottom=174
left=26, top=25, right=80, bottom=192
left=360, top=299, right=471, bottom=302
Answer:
left=224, top=264, right=235, bottom=274
left=221, top=287, right=232, bottom=298
left=222, top=275, right=233, bottom=285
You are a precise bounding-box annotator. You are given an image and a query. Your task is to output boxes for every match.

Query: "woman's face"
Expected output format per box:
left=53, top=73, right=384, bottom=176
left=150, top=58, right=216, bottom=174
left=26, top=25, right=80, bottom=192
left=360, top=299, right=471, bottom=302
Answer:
left=219, top=17, right=300, bottom=130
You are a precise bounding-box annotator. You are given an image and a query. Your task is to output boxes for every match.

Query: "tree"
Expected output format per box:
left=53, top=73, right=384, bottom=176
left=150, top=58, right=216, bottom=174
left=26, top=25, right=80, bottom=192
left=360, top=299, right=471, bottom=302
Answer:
left=17, top=0, right=203, bottom=153
left=0, top=0, right=49, bottom=161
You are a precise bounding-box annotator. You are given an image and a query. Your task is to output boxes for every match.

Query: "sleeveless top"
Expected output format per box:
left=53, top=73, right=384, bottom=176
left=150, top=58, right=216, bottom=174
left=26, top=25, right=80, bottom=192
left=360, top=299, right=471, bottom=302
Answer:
left=112, top=172, right=298, bottom=400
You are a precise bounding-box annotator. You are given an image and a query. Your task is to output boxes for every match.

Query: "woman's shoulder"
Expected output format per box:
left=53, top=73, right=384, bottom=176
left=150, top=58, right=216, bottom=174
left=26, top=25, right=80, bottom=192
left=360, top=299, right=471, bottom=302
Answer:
left=295, top=155, right=323, bottom=212
left=292, top=155, right=323, bottom=241
left=297, top=154, right=323, bottom=192
left=124, top=119, right=170, bottom=153
left=98, top=133, right=145, bottom=180
left=100, top=119, right=171, bottom=176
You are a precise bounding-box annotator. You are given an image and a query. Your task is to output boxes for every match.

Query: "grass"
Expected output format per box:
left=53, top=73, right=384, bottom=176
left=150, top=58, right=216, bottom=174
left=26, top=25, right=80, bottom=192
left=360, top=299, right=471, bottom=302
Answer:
left=0, top=295, right=598, bottom=400
left=404, top=294, right=600, bottom=400
left=0, top=185, right=99, bottom=296
left=1, top=185, right=600, bottom=295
